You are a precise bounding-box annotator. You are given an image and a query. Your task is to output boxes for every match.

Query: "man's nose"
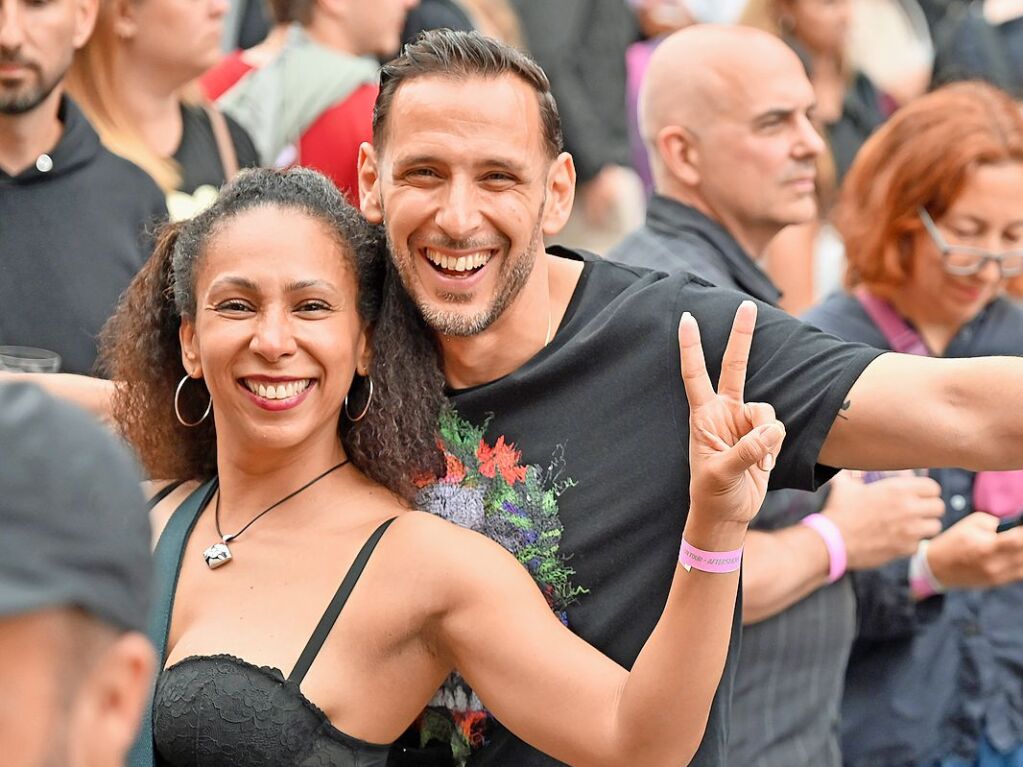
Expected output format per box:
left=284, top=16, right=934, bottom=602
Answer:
left=794, top=116, right=827, bottom=160
left=434, top=178, right=484, bottom=241
left=0, top=1, right=26, bottom=52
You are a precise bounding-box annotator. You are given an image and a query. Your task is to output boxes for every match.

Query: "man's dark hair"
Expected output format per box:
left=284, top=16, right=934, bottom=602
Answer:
left=373, top=29, right=563, bottom=160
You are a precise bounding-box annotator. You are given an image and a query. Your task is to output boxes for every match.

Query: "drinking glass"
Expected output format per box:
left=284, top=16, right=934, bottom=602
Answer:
left=0, top=346, right=62, bottom=373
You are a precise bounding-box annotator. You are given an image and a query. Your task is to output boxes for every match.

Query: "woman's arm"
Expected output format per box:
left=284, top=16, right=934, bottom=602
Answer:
left=0, top=372, right=116, bottom=423
left=425, top=302, right=786, bottom=766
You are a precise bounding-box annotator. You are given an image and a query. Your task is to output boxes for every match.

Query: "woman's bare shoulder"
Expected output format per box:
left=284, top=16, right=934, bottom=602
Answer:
left=144, top=479, right=203, bottom=547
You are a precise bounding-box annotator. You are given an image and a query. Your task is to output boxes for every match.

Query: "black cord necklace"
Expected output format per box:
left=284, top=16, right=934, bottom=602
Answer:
left=202, top=459, right=351, bottom=570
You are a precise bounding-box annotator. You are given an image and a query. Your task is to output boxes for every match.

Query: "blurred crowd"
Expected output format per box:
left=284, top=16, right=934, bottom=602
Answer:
left=3, top=1, right=1023, bottom=767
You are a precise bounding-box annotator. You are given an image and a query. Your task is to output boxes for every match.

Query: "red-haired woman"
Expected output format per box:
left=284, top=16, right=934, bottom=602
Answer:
left=803, top=81, right=1023, bottom=767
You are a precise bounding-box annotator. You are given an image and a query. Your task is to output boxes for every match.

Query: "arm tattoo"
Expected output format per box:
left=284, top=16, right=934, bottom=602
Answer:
left=836, top=399, right=852, bottom=421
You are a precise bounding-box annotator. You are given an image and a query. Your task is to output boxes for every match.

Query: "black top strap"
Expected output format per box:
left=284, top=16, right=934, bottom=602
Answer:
left=146, top=479, right=188, bottom=510
left=288, top=517, right=399, bottom=684
left=129, top=477, right=218, bottom=767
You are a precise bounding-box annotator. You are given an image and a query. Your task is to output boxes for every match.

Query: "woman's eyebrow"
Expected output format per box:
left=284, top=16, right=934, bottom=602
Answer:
left=285, top=279, right=339, bottom=293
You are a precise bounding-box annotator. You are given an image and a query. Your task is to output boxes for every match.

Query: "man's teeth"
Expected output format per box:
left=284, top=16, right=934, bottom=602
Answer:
left=424, top=248, right=491, bottom=272
left=244, top=379, right=311, bottom=400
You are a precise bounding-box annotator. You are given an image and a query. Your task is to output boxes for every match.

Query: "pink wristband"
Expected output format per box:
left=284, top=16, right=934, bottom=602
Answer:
left=679, top=538, right=743, bottom=573
left=909, top=539, right=945, bottom=600
left=801, top=513, right=847, bottom=583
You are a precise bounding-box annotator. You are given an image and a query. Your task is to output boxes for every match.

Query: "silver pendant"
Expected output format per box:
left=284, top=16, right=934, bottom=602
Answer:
left=203, top=541, right=233, bottom=569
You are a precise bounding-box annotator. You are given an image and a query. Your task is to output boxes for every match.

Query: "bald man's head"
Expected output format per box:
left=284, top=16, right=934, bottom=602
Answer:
left=640, top=25, right=805, bottom=143
left=638, top=24, right=825, bottom=257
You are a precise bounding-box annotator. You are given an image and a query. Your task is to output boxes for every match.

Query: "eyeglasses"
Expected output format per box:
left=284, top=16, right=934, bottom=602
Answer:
left=918, top=207, right=1023, bottom=277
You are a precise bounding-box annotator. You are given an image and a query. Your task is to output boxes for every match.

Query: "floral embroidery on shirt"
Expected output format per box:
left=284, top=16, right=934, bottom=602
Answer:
left=414, top=407, right=586, bottom=764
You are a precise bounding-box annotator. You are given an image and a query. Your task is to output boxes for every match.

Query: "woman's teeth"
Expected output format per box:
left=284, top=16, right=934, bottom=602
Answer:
left=424, top=248, right=491, bottom=272
left=244, top=379, right=311, bottom=400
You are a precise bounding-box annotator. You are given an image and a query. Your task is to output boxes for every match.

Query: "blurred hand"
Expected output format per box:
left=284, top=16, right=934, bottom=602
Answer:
left=633, top=0, right=695, bottom=37
left=680, top=302, right=786, bottom=530
left=927, top=512, right=1023, bottom=588
left=823, top=472, right=944, bottom=570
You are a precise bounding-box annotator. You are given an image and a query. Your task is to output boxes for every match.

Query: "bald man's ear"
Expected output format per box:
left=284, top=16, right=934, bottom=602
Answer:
left=541, top=152, right=576, bottom=237
left=656, top=126, right=701, bottom=188
left=358, top=143, right=383, bottom=224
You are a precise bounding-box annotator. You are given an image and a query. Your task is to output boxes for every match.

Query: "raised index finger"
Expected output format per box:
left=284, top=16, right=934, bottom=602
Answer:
left=717, top=301, right=758, bottom=403
left=679, top=311, right=716, bottom=407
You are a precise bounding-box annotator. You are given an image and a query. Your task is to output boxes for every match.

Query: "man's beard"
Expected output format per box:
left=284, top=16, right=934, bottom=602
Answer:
left=385, top=199, right=546, bottom=338
left=0, top=57, right=65, bottom=116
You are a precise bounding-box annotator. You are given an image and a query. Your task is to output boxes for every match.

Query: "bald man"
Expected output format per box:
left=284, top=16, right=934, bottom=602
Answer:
left=609, top=26, right=942, bottom=767
left=609, top=24, right=823, bottom=292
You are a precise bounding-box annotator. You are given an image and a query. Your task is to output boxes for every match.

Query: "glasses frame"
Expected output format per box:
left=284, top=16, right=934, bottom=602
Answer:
left=917, top=207, right=1023, bottom=278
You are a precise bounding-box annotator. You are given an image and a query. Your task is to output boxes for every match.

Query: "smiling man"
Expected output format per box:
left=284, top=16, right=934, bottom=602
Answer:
left=354, top=30, right=1023, bottom=766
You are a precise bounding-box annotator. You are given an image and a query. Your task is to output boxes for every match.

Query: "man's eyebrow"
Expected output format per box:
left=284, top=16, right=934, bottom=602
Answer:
left=392, top=154, right=528, bottom=174
left=392, top=154, right=445, bottom=168
left=752, top=107, right=796, bottom=124
left=752, top=103, right=816, bottom=125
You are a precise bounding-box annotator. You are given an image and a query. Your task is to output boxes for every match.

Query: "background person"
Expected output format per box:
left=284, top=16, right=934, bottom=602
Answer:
left=0, top=381, right=155, bottom=767
left=0, top=0, right=166, bottom=375
left=65, top=0, right=258, bottom=219
left=802, top=80, right=1023, bottom=767
left=200, top=0, right=417, bottom=201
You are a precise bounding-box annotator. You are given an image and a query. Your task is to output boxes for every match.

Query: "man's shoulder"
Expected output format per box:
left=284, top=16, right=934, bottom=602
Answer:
left=607, top=224, right=738, bottom=289
left=85, top=145, right=167, bottom=211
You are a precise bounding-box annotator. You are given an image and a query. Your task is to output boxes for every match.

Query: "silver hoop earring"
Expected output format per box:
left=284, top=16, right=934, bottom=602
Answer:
left=174, top=375, right=212, bottom=427
left=344, top=376, right=374, bottom=422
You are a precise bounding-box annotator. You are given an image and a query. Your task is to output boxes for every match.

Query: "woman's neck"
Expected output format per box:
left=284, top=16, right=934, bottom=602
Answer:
left=887, top=289, right=960, bottom=356
left=116, top=59, right=185, bottom=158
left=214, top=433, right=349, bottom=514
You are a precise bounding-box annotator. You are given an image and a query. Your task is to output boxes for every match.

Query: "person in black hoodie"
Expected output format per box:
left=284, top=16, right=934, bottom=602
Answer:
left=0, top=0, right=167, bottom=376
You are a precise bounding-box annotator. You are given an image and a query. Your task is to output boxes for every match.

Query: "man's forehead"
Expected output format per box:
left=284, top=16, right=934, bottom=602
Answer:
left=710, top=59, right=815, bottom=125
left=380, top=73, right=545, bottom=157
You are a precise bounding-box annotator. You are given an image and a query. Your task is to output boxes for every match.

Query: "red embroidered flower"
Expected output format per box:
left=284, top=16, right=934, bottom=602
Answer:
left=442, top=452, right=467, bottom=484
left=476, top=437, right=528, bottom=485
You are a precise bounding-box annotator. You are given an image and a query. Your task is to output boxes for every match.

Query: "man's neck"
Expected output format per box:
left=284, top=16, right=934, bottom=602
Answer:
left=439, top=252, right=584, bottom=390
left=0, top=88, right=64, bottom=176
left=663, top=188, right=776, bottom=259
left=304, top=16, right=361, bottom=56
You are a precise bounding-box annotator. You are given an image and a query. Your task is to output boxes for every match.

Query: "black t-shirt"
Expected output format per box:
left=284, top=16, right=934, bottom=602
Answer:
left=170, top=104, right=258, bottom=203
left=453, top=252, right=881, bottom=766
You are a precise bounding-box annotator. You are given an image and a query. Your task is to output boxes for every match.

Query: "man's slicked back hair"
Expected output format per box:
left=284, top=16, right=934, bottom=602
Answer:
left=373, top=29, right=563, bottom=160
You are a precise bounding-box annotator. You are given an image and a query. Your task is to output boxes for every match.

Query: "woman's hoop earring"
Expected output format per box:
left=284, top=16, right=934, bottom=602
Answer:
left=344, top=376, right=374, bottom=422
left=174, top=375, right=212, bottom=427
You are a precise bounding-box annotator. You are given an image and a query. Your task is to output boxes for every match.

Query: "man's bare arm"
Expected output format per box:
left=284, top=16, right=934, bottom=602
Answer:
left=819, top=354, right=1023, bottom=471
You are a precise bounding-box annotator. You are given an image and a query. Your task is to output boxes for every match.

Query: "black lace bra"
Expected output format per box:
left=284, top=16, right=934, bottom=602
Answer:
left=153, top=517, right=396, bottom=767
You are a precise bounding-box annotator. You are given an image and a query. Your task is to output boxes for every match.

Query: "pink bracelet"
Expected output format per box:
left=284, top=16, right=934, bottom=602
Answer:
left=801, top=513, right=847, bottom=583
left=679, top=538, right=743, bottom=573
left=909, top=539, right=945, bottom=600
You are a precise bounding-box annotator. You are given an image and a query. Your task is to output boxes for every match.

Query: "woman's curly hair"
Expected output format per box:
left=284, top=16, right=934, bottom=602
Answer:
left=99, top=167, right=446, bottom=501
